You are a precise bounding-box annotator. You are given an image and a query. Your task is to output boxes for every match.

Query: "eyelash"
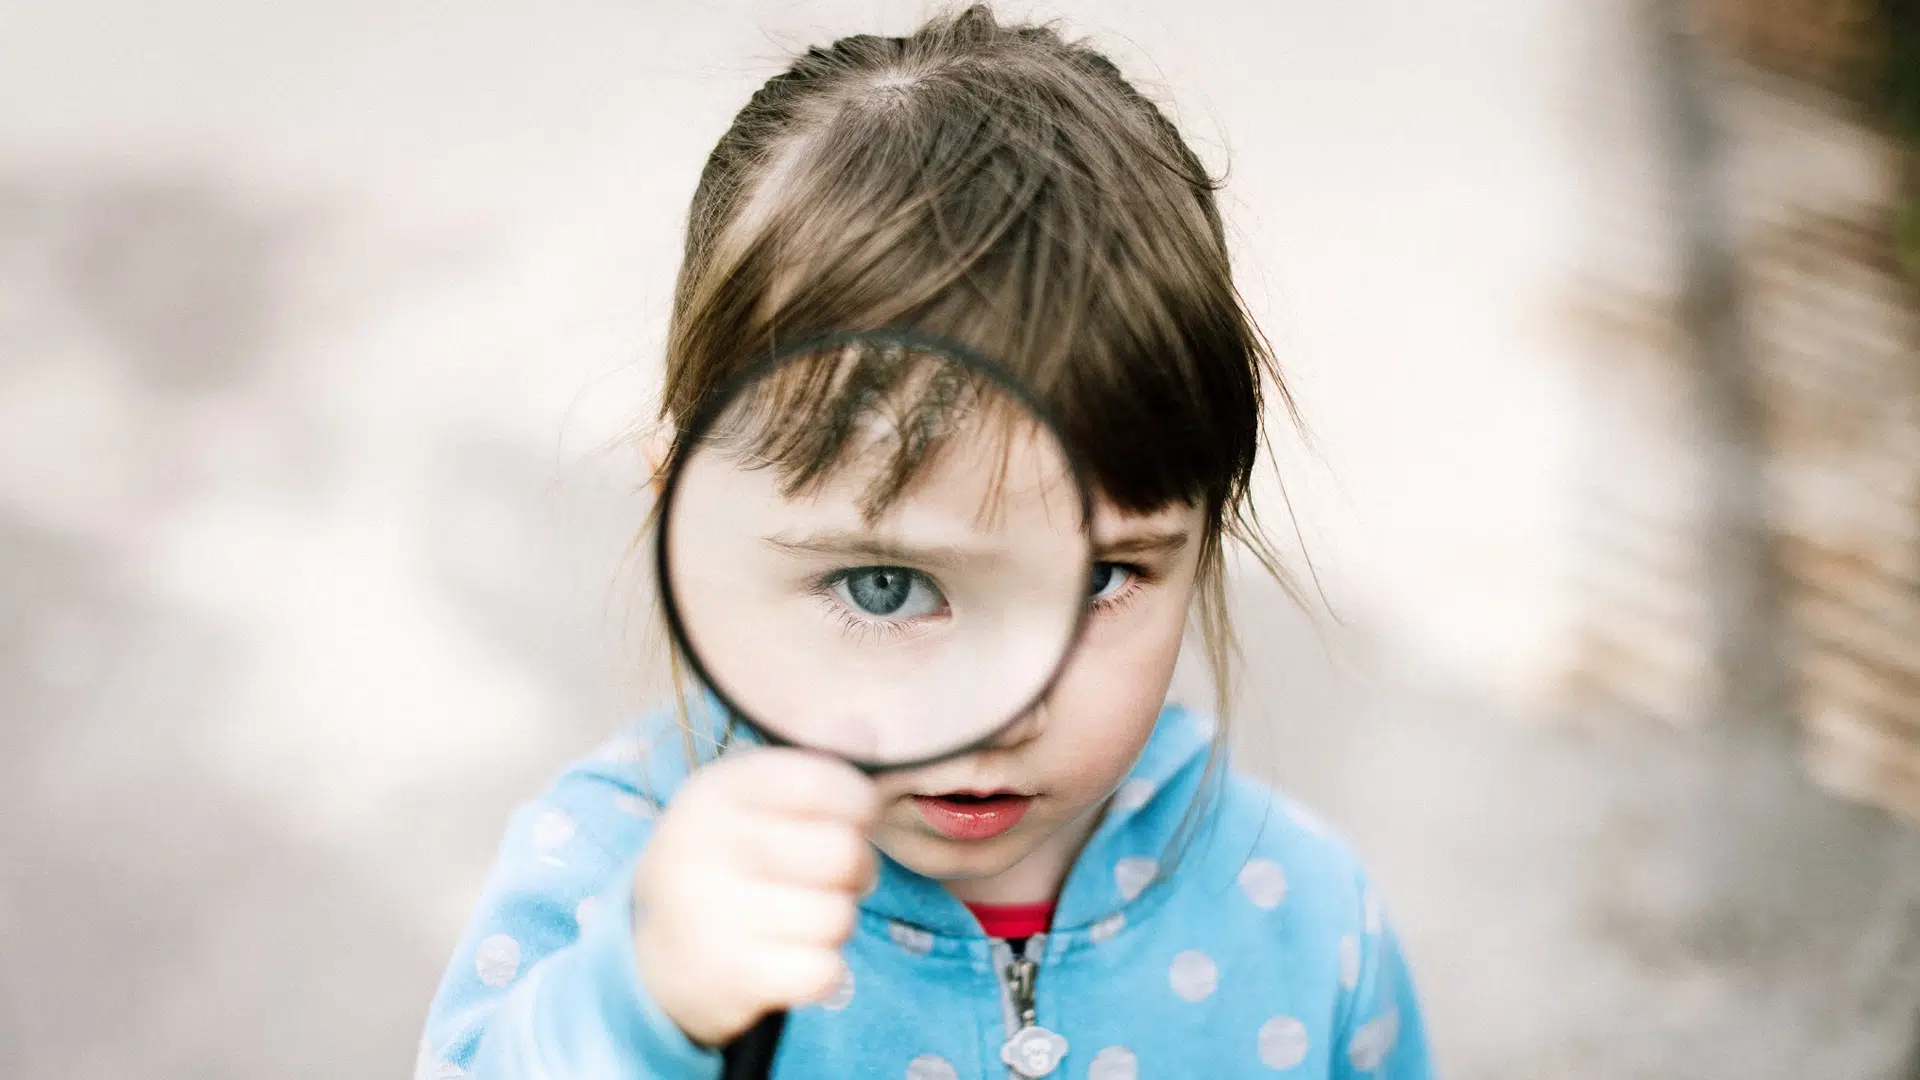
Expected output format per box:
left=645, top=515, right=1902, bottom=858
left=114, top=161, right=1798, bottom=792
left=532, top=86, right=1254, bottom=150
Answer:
left=827, top=604, right=913, bottom=643
left=811, top=569, right=940, bottom=643
left=812, top=562, right=1149, bottom=639
left=1091, top=561, right=1150, bottom=616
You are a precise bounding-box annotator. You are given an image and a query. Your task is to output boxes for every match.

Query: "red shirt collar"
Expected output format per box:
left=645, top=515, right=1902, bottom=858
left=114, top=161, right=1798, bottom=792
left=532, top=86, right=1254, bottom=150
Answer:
left=965, top=901, right=1055, bottom=939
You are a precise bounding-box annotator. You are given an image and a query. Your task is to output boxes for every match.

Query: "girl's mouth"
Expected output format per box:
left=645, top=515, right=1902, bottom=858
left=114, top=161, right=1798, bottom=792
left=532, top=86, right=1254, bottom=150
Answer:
left=909, top=792, right=1032, bottom=841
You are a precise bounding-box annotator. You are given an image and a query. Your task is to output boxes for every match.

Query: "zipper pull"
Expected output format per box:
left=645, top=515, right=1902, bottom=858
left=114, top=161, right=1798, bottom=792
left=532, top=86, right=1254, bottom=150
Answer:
left=999, top=956, right=1068, bottom=1078
left=1007, top=958, right=1037, bottom=1024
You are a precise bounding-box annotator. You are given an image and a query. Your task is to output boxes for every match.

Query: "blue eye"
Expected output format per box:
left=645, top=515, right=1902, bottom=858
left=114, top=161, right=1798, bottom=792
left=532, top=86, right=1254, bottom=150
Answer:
left=830, top=567, right=945, bottom=619
left=1090, top=562, right=1134, bottom=601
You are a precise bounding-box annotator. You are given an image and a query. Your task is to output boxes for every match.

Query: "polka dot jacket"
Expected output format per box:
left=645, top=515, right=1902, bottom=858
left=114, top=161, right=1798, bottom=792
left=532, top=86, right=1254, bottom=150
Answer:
left=418, top=702, right=1434, bottom=1079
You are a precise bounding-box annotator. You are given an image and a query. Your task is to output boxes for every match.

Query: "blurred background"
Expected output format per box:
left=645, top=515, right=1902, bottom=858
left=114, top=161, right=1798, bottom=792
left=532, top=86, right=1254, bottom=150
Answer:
left=1, top=1, right=1916, bottom=1077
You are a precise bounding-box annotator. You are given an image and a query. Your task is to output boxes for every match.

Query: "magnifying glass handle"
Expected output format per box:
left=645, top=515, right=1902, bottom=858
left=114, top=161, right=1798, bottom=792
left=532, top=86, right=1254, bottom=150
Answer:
left=721, top=1009, right=787, bottom=1080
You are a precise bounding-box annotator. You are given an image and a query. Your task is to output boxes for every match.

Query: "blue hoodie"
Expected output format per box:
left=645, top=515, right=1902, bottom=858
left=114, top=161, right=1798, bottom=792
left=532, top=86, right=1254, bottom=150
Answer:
left=418, top=701, right=1434, bottom=1079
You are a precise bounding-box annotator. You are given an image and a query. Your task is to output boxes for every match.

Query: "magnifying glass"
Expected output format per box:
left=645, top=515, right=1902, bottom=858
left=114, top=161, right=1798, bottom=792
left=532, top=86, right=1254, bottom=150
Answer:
left=653, top=328, right=1094, bottom=1077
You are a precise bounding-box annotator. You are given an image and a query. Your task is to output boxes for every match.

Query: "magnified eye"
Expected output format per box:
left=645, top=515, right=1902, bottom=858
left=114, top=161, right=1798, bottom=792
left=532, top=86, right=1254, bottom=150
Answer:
left=831, top=567, right=946, bottom=619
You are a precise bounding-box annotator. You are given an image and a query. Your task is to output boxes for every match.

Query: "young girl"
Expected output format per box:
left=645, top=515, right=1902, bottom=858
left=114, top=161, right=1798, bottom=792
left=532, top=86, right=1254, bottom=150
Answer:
left=419, top=7, right=1432, bottom=1078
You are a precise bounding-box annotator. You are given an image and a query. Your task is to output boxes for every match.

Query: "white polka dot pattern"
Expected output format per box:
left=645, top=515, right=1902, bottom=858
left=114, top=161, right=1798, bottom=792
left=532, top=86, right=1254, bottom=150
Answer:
left=1238, top=858, right=1288, bottom=909
left=1346, top=1008, right=1400, bottom=1071
left=1189, top=712, right=1219, bottom=741
left=1168, top=949, right=1218, bottom=1002
left=1090, top=912, right=1126, bottom=943
left=1112, top=777, right=1154, bottom=812
left=475, top=934, right=521, bottom=988
left=821, top=966, right=855, bottom=1011
left=1363, top=889, right=1384, bottom=935
left=1114, top=857, right=1157, bottom=901
left=1088, top=1045, right=1138, bottom=1080
left=1338, top=935, right=1361, bottom=990
left=1258, top=1015, right=1309, bottom=1070
left=905, top=1053, right=959, bottom=1080
left=888, top=921, right=934, bottom=956
left=531, top=810, right=576, bottom=852
left=574, top=896, right=600, bottom=928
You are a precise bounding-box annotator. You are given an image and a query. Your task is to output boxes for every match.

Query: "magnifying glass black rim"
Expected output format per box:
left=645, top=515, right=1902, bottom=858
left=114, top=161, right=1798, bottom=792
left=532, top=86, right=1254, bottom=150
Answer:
left=654, top=325, right=1096, bottom=774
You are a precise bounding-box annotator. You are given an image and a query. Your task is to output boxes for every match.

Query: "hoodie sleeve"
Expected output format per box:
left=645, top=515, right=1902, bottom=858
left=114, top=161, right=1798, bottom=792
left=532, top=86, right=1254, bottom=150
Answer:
left=1333, top=877, right=1436, bottom=1080
left=414, top=719, right=723, bottom=1080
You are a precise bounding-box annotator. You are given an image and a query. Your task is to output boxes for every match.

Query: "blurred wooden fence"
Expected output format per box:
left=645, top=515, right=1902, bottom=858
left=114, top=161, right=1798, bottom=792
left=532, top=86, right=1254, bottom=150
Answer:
left=1703, top=0, right=1887, bottom=96
left=1568, top=1, right=1919, bottom=826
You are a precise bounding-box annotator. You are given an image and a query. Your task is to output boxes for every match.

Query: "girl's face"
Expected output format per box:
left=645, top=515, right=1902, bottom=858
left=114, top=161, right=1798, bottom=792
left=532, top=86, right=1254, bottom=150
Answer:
left=658, top=394, right=1206, bottom=904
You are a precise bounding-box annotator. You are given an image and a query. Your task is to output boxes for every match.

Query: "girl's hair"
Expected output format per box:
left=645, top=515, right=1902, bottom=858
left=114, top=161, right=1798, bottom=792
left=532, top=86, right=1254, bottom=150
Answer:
left=645, top=4, right=1302, bottom=784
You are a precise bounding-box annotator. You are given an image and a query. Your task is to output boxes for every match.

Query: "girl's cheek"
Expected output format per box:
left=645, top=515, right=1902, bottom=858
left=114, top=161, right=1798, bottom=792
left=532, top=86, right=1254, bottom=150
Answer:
left=1087, top=579, right=1192, bottom=668
left=1047, top=621, right=1185, bottom=752
left=1056, top=578, right=1196, bottom=743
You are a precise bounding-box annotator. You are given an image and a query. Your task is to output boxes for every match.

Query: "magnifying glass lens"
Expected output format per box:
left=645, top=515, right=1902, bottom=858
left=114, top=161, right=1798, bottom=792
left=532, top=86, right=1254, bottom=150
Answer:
left=658, top=333, right=1091, bottom=768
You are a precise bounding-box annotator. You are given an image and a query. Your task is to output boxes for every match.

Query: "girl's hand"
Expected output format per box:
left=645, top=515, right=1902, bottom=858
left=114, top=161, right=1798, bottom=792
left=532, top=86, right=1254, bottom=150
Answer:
left=633, top=747, right=879, bottom=1047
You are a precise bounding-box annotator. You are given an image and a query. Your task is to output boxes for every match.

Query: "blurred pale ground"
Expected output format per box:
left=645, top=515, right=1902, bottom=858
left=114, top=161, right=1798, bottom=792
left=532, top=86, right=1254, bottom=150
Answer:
left=1, top=1, right=1917, bottom=1078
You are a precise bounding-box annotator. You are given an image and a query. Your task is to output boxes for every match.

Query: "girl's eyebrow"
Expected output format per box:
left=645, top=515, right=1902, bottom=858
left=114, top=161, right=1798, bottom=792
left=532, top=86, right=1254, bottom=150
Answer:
left=1096, top=528, right=1191, bottom=559
left=762, top=530, right=980, bottom=568
left=767, top=527, right=1185, bottom=564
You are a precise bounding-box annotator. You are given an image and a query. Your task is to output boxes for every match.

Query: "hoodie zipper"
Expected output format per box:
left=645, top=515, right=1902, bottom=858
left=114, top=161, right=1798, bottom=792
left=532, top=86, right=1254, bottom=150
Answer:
left=992, top=936, right=1068, bottom=1079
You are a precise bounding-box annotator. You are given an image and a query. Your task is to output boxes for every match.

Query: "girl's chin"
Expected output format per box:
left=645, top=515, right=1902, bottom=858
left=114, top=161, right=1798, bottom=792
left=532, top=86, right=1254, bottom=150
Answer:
left=873, top=828, right=1036, bottom=882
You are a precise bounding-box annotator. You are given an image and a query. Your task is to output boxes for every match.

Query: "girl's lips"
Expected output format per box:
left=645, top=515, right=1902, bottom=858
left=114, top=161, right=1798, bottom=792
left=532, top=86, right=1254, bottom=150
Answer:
left=910, top=794, right=1033, bottom=841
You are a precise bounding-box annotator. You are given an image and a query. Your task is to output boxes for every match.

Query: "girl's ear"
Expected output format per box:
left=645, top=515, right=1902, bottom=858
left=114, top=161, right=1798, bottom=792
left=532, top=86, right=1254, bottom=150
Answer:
left=642, top=427, right=673, bottom=497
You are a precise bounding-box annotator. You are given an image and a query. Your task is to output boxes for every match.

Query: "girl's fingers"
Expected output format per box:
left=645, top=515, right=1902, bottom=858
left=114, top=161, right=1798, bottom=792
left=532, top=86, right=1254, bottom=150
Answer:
left=744, top=881, right=859, bottom=947
left=721, top=749, right=879, bottom=826
left=742, top=945, right=847, bottom=1010
left=739, top=817, right=875, bottom=891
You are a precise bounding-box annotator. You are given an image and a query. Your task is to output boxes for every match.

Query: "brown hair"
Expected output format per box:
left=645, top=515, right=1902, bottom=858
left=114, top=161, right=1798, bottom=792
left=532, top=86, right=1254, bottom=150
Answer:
left=648, top=4, right=1302, bottom=762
